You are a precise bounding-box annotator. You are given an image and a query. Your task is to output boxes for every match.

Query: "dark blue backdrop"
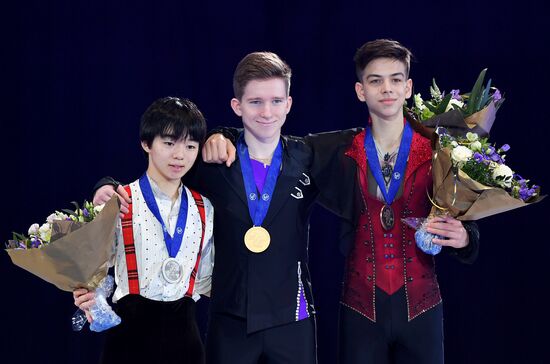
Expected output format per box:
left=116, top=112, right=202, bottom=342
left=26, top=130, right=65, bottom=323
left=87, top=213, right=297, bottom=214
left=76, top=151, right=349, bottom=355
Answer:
left=2, top=1, right=549, bottom=363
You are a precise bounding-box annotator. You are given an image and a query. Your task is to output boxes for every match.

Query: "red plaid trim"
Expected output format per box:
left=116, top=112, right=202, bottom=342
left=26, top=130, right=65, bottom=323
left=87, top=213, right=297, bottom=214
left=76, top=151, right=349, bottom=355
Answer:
left=121, top=185, right=206, bottom=297
left=186, top=189, right=206, bottom=297
left=121, top=185, right=140, bottom=295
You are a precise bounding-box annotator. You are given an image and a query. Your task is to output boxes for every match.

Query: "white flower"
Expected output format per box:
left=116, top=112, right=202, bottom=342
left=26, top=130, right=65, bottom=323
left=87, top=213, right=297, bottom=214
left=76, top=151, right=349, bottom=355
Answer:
left=451, top=141, right=458, bottom=147
left=470, top=141, right=482, bottom=152
left=445, top=98, right=465, bottom=112
left=492, top=164, right=514, bottom=188
left=93, top=204, right=105, bottom=214
left=46, top=211, right=69, bottom=224
left=28, top=223, right=40, bottom=236
left=451, top=145, right=473, bottom=164
left=414, top=93, right=425, bottom=110
left=466, top=132, right=479, bottom=142
left=38, top=223, right=52, bottom=242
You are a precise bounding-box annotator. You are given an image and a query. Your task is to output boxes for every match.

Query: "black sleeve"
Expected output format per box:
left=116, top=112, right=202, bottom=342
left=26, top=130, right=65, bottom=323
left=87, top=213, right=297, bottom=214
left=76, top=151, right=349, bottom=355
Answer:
left=91, top=176, right=122, bottom=200
left=444, top=220, right=480, bottom=264
left=304, top=129, right=361, bottom=220
left=183, top=126, right=243, bottom=195
left=207, top=126, right=243, bottom=143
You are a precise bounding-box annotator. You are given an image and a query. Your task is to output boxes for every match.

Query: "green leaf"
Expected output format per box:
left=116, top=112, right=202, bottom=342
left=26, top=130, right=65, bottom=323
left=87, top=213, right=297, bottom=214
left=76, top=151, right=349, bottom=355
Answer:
left=61, top=208, right=78, bottom=218
left=479, top=78, right=492, bottom=109
left=434, top=93, right=453, bottom=114
left=12, top=231, right=27, bottom=241
left=466, top=68, right=487, bottom=115
left=421, top=108, right=435, bottom=120
left=425, top=100, right=438, bottom=112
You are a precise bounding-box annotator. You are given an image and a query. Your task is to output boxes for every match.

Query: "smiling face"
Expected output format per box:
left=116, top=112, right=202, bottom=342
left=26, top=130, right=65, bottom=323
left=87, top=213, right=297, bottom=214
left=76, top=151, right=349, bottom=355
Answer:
left=355, top=57, right=412, bottom=123
left=142, top=135, right=199, bottom=185
left=231, top=78, right=292, bottom=144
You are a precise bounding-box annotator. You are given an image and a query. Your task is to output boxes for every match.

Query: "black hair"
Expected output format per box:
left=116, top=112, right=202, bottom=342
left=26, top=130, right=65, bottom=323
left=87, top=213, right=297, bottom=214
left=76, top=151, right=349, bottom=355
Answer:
left=354, top=39, right=413, bottom=81
left=139, top=97, right=207, bottom=149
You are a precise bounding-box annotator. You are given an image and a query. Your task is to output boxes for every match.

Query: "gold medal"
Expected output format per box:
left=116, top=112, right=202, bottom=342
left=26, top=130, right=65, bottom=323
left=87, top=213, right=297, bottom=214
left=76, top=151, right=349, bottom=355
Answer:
left=244, top=226, right=271, bottom=253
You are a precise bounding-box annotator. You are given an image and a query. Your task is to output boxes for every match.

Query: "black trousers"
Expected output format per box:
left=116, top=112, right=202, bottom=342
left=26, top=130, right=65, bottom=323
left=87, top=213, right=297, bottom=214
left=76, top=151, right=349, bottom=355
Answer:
left=206, top=313, right=317, bottom=364
left=338, top=287, right=444, bottom=364
left=101, top=294, right=204, bottom=364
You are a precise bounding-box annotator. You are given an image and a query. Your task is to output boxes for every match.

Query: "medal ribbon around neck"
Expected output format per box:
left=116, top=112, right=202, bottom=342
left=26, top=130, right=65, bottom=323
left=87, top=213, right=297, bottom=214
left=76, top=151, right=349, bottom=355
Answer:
left=364, top=121, right=413, bottom=205
left=139, top=174, right=188, bottom=258
left=237, top=134, right=283, bottom=227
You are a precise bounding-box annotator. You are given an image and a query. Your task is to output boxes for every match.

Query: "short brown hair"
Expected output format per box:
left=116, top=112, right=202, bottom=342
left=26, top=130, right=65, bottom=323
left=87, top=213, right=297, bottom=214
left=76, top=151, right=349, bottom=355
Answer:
left=354, top=39, right=413, bottom=81
left=233, top=52, right=292, bottom=100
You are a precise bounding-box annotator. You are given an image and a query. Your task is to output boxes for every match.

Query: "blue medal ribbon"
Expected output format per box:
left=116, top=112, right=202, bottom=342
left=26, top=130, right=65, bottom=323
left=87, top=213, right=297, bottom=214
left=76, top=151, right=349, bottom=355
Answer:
left=139, top=174, right=188, bottom=258
left=237, top=134, right=283, bottom=226
left=364, top=121, right=413, bottom=205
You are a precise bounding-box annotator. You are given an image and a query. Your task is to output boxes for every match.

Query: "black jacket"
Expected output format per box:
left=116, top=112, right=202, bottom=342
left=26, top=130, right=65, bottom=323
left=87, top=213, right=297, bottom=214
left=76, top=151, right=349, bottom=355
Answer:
left=186, top=134, right=318, bottom=333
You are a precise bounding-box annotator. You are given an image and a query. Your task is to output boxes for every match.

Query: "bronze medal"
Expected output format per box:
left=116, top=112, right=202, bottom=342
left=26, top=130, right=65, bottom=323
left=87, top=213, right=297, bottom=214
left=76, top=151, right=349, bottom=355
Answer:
left=380, top=204, right=394, bottom=231
left=244, top=226, right=271, bottom=253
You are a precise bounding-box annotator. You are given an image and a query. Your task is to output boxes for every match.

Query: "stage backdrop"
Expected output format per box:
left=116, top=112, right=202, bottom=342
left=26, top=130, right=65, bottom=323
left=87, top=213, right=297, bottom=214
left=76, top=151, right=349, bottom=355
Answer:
left=1, top=1, right=549, bottom=363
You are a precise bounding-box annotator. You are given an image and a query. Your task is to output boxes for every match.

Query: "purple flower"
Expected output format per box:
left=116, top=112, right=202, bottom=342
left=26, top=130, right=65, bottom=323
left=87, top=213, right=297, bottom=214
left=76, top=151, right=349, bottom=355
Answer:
left=492, top=89, right=502, bottom=102
left=486, top=146, right=495, bottom=155
left=473, top=152, right=484, bottom=162
left=30, top=237, right=41, bottom=248
left=490, top=153, right=502, bottom=163
left=83, top=208, right=90, bottom=218
left=519, top=186, right=538, bottom=201
left=500, top=144, right=510, bottom=152
left=450, top=89, right=462, bottom=100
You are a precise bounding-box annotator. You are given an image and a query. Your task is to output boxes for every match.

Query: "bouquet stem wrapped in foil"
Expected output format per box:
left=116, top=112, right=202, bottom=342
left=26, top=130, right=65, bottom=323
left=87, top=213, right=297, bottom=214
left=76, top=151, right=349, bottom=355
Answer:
left=72, top=275, right=121, bottom=332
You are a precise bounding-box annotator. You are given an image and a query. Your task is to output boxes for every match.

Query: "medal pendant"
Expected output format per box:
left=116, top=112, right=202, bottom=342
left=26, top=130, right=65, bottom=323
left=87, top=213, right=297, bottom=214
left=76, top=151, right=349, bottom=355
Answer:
left=244, top=226, right=271, bottom=253
left=161, top=257, right=183, bottom=284
left=380, top=204, right=395, bottom=231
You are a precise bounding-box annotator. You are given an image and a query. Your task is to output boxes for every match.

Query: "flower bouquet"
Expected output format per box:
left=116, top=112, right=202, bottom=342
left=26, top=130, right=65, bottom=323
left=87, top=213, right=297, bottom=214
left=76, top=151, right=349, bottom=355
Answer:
left=5, top=196, right=121, bottom=332
left=408, top=68, right=504, bottom=137
left=403, top=129, right=544, bottom=254
left=403, top=69, right=543, bottom=254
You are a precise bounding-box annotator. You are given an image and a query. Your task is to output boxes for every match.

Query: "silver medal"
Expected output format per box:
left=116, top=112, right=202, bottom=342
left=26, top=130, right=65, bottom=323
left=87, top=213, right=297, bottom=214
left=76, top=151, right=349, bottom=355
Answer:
left=161, top=257, right=183, bottom=284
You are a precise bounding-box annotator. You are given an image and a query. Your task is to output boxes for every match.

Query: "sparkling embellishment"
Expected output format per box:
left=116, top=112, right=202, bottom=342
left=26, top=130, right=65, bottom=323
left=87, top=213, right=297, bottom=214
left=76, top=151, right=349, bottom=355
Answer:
left=291, top=187, right=303, bottom=199
left=299, top=173, right=311, bottom=186
left=381, top=163, right=393, bottom=185
left=249, top=193, right=257, bottom=201
left=262, top=193, right=270, bottom=201
left=295, top=261, right=310, bottom=320
left=176, top=227, right=183, bottom=235
left=393, top=171, right=401, bottom=180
